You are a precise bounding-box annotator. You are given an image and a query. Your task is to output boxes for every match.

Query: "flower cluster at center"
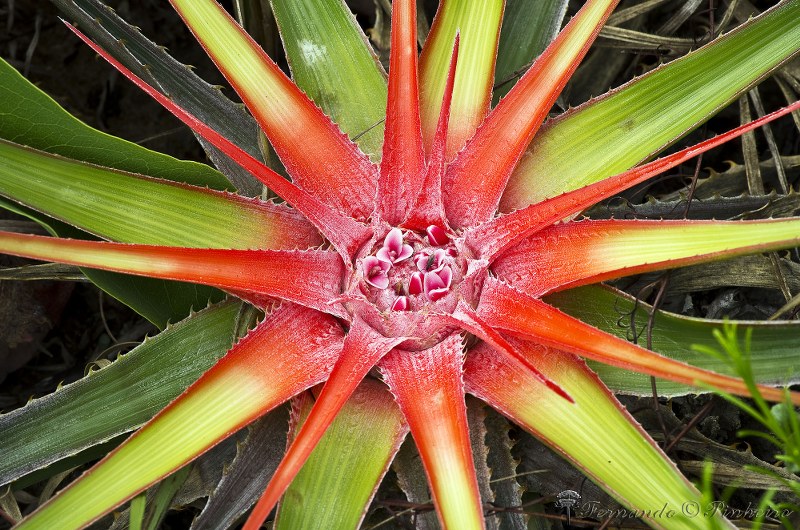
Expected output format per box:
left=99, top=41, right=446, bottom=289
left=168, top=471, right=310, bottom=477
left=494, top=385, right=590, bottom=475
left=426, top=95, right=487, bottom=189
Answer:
left=359, top=226, right=459, bottom=312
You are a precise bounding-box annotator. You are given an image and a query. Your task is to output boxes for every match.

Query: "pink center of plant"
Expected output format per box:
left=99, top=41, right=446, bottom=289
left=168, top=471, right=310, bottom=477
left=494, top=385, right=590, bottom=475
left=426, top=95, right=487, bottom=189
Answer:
left=357, top=226, right=464, bottom=314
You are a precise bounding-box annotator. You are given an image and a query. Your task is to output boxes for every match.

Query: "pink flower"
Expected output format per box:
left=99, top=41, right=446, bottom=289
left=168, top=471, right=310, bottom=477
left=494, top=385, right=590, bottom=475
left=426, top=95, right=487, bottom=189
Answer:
left=408, top=271, right=424, bottom=295
left=426, top=225, right=450, bottom=246
left=424, top=265, right=453, bottom=301
left=362, top=256, right=390, bottom=289
left=376, top=228, right=413, bottom=265
left=391, top=296, right=410, bottom=311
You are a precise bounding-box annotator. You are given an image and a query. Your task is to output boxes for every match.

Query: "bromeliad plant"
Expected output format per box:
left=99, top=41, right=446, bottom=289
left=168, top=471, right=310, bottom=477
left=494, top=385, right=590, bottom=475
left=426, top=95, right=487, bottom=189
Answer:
left=2, top=0, right=800, bottom=528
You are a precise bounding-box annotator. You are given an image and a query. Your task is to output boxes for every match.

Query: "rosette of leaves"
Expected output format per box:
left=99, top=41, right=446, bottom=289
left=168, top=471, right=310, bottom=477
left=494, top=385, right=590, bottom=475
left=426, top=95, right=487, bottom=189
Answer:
left=0, top=0, right=799, bottom=529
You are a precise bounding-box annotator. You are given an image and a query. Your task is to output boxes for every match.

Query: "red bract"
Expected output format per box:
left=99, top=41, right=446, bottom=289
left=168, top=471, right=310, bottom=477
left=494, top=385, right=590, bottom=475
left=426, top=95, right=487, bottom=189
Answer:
left=3, top=0, right=800, bottom=529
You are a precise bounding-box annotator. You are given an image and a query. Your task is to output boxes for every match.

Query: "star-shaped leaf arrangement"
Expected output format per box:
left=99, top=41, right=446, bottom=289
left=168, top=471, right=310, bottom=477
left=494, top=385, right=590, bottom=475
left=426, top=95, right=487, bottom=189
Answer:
left=1, top=0, right=800, bottom=529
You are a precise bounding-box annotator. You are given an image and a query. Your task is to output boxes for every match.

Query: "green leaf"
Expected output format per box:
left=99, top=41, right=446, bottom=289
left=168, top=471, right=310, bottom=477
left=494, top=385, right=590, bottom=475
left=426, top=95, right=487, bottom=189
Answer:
left=492, top=0, right=569, bottom=104
left=482, top=407, right=527, bottom=530
left=0, top=262, right=84, bottom=281
left=497, top=218, right=800, bottom=295
left=0, top=58, right=229, bottom=191
left=501, top=0, right=800, bottom=209
left=108, top=410, right=246, bottom=530
left=191, top=407, right=289, bottom=530
left=85, top=272, right=224, bottom=330
left=0, top=140, right=316, bottom=250
left=419, top=0, right=504, bottom=155
left=465, top=342, right=732, bottom=530
left=0, top=60, right=322, bottom=323
left=271, top=0, right=388, bottom=159
left=546, top=285, right=800, bottom=395
left=14, top=305, right=342, bottom=530
left=0, top=301, right=241, bottom=488
left=143, top=465, right=192, bottom=530
left=275, top=380, right=407, bottom=530
left=129, top=493, right=146, bottom=530
left=0, top=138, right=319, bottom=326
left=0, top=196, right=221, bottom=327
left=0, top=58, right=259, bottom=325
left=53, top=0, right=265, bottom=195
left=12, top=437, right=126, bottom=492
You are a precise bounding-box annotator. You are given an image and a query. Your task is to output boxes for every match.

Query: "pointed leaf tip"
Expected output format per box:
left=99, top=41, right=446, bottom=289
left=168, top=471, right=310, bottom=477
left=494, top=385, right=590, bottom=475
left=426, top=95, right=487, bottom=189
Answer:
left=479, top=278, right=800, bottom=406
left=377, top=0, right=425, bottom=225
left=169, top=0, right=378, bottom=220
left=467, top=98, right=800, bottom=260
left=501, top=0, right=800, bottom=209
left=404, top=35, right=460, bottom=231
left=63, top=21, right=371, bottom=260
left=437, top=303, right=573, bottom=403
left=419, top=0, right=503, bottom=158
left=443, top=0, right=619, bottom=228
